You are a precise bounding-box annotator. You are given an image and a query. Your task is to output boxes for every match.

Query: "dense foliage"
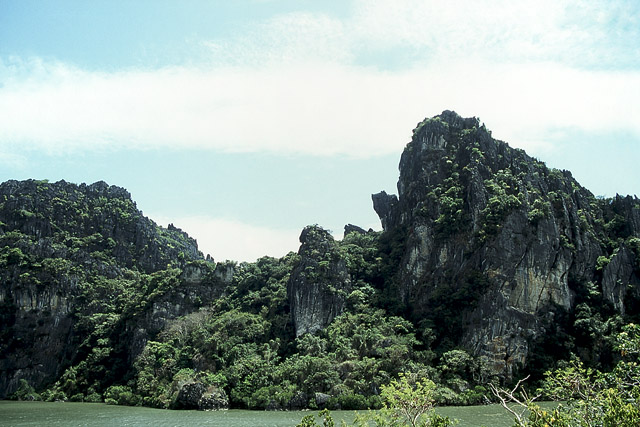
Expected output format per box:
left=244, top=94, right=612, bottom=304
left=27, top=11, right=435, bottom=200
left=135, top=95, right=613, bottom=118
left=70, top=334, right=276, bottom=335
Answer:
left=0, top=189, right=492, bottom=410
left=6, top=212, right=634, bottom=411
left=298, top=323, right=639, bottom=426
left=298, top=374, right=455, bottom=427
left=92, top=234, right=493, bottom=410
left=492, top=323, right=640, bottom=426
left=2, top=118, right=640, bottom=416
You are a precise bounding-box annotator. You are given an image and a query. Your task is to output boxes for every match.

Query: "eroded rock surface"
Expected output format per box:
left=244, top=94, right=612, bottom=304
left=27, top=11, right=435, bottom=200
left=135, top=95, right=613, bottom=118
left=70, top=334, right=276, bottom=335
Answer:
left=373, top=110, right=640, bottom=377
left=288, top=225, right=351, bottom=337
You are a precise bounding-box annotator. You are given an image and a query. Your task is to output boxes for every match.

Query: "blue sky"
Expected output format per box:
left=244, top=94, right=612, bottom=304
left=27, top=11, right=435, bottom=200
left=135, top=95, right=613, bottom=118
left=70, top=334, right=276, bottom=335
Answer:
left=1, top=0, right=639, bottom=261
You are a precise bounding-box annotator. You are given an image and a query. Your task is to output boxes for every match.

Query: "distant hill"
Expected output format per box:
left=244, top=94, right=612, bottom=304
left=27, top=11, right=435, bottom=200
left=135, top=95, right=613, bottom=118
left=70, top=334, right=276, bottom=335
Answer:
left=1, top=112, right=638, bottom=410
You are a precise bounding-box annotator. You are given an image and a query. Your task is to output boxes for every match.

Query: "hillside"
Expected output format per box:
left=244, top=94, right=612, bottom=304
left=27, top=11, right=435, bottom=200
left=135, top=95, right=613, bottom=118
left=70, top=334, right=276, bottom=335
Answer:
left=1, top=111, right=639, bottom=410
left=374, top=111, right=640, bottom=376
left=0, top=180, right=228, bottom=403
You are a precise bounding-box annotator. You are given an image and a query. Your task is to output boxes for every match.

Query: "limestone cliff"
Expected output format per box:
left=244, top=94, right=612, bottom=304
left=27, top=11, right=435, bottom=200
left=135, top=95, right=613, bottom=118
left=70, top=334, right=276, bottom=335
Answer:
left=288, top=225, right=351, bottom=336
left=0, top=180, right=226, bottom=398
left=1, top=113, right=639, bottom=403
left=373, top=111, right=640, bottom=377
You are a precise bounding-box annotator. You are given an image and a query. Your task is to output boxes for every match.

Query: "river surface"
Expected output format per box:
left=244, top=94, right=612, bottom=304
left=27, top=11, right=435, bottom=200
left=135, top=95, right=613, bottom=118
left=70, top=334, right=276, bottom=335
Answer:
left=0, top=401, right=517, bottom=426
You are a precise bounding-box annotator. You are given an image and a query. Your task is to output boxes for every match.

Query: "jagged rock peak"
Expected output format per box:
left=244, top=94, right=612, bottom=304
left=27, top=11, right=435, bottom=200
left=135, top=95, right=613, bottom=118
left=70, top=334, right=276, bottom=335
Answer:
left=371, top=110, right=640, bottom=378
left=412, top=109, right=480, bottom=136
left=0, top=178, right=225, bottom=398
left=288, top=225, right=351, bottom=337
left=343, top=223, right=367, bottom=238
left=299, top=224, right=334, bottom=245
left=0, top=178, right=202, bottom=272
left=371, top=191, right=398, bottom=231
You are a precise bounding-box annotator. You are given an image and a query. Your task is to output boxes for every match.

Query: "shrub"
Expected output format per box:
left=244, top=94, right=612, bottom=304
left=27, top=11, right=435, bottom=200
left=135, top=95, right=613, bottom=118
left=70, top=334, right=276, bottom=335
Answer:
left=11, top=379, right=41, bottom=401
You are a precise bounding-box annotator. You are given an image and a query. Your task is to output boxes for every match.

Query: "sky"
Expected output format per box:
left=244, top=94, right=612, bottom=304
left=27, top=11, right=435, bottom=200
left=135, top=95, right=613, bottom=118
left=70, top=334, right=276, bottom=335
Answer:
left=1, top=0, right=639, bottom=262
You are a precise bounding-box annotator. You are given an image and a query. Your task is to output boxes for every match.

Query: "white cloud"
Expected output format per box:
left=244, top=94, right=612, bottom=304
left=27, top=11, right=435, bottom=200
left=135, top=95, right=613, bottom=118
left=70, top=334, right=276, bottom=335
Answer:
left=0, top=59, right=410, bottom=157
left=1, top=57, right=639, bottom=159
left=1, top=1, right=638, bottom=262
left=350, top=0, right=639, bottom=67
left=1, top=1, right=639, bottom=159
left=150, top=215, right=301, bottom=263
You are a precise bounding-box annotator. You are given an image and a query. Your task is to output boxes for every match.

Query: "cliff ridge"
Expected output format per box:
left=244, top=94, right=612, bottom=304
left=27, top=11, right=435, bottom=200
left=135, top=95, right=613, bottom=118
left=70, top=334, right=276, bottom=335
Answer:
left=373, top=110, right=640, bottom=376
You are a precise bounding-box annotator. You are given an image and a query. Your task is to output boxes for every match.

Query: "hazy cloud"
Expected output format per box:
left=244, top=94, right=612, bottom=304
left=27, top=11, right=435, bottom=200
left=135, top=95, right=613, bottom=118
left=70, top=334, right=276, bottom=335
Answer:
left=151, top=215, right=301, bottom=263
left=1, top=1, right=638, bottom=158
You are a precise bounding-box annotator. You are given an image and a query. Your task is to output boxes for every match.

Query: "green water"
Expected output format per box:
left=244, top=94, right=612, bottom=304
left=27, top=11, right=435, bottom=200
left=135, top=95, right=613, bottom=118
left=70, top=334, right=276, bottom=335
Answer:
left=0, top=401, right=516, bottom=426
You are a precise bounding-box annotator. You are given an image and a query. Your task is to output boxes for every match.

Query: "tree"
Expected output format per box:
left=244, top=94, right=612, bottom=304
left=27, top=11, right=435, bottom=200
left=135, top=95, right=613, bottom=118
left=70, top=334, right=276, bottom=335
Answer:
left=491, top=323, right=640, bottom=426
left=296, top=409, right=336, bottom=427
left=11, top=379, right=41, bottom=401
left=353, top=373, right=455, bottom=427
left=381, top=373, right=437, bottom=427
left=296, top=373, right=455, bottom=427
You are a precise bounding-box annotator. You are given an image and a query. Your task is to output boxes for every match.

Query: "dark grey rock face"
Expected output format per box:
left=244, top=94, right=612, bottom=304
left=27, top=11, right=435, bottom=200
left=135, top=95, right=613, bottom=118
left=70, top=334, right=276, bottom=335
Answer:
left=374, top=110, right=640, bottom=377
left=174, top=381, right=229, bottom=410
left=287, top=225, right=351, bottom=337
left=602, top=245, right=640, bottom=314
left=372, top=191, right=398, bottom=231
left=175, top=381, right=207, bottom=409
left=288, top=391, right=308, bottom=410
left=198, top=386, right=229, bottom=410
left=343, top=224, right=367, bottom=238
left=0, top=180, right=223, bottom=397
left=315, top=392, right=331, bottom=409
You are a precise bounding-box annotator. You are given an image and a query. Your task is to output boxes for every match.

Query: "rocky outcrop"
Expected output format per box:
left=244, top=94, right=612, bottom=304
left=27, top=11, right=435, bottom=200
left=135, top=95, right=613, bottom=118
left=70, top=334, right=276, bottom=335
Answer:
left=175, top=381, right=207, bottom=409
left=0, top=180, right=202, bottom=272
left=372, top=191, right=398, bottom=231
left=1, top=113, right=639, bottom=401
left=343, top=224, right=367, bottom=238
left=315, top=392, right=331, bottom=409
left=602, top=245, right=640, bottom=314
left=0, top=180, right=215, bottom=397
left=126, top=262, right=231, bottom=362
left=174, top=381, right=229, bottom=410
left=373, top=110, right=640, bottom=377
left=287, top=226, right=352, bottom=336
left=287, top=391, right=309, bottom=410
left=198, top=387, right=229, bottom=410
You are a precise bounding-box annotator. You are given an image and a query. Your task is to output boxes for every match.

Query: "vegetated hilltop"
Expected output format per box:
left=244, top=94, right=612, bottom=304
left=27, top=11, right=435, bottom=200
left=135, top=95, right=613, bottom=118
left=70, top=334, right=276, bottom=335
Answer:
left=373, top=111, right=640, bottom=376
left=1, top=111, right=639, bottom=411
left=0, top=180, right=230, bottom=405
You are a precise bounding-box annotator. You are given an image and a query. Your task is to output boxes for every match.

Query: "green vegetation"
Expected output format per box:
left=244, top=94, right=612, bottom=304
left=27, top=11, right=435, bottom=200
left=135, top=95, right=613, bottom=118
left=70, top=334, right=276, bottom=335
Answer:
left=2, top=110, right=640, bottom=423
left=492, top=323, right=640, bottom=426
left=1, top=192, right=492, bottom=410
left=118, top=246, right=489, bottom=410
left=297, top=373, right=455, bottom=427
left=297, top=324, right=639, bottom=426
left=371, top=373, right=455, bottom=427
